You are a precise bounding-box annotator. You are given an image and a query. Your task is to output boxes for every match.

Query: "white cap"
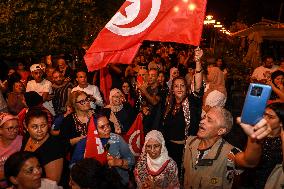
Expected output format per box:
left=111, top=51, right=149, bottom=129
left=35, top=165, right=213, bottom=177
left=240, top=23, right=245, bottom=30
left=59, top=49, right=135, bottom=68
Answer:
left=30, top=64, right=42, bottom=72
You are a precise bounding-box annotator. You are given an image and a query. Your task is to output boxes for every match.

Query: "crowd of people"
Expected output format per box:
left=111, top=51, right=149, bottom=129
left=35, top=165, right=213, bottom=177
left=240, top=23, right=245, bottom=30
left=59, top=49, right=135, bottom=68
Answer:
left=0, top=42, right=283, bottom=189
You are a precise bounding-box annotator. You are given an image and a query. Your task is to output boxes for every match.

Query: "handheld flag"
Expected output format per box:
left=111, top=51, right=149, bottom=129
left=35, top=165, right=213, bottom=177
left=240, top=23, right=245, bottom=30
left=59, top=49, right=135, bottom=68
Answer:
left=84, top=116, right=108, bottom=164
left=123, top=113, right=144, bottom=157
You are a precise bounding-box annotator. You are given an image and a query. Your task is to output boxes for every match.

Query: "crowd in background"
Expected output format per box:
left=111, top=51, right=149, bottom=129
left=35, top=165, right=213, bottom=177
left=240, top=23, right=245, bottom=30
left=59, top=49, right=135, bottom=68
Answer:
left=0, top=42, right=283, bottom=189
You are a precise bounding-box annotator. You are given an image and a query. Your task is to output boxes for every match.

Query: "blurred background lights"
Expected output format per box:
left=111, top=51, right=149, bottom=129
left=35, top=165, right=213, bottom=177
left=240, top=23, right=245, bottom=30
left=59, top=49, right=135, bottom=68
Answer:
left=188, top=3, right=196, bottom=11
left=174, top=6, right=179, bottom=12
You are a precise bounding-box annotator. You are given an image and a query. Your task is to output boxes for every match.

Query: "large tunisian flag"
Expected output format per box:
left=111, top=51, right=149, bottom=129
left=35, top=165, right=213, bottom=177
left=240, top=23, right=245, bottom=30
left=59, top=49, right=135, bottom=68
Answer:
left=84, top=0, right=207, bottom=71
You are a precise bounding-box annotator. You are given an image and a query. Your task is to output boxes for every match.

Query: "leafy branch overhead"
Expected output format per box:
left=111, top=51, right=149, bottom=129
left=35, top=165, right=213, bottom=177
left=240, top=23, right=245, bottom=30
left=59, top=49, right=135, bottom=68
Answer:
left=0, top=0, right=124, bottom=58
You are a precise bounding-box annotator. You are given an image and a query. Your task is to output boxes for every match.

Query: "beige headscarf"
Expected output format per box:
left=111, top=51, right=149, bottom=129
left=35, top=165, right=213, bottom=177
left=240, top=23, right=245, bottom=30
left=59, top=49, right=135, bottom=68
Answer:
left=142, top=130, right=170, bottom=172
left=107, top=88, right=124, bottom=111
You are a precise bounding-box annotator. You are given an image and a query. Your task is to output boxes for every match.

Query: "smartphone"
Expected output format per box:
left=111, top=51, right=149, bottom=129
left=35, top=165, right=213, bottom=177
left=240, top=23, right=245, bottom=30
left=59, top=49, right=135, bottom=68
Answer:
left=137, top=75, right=144, bottom=85
left=241, top=83, right=272, bottom=125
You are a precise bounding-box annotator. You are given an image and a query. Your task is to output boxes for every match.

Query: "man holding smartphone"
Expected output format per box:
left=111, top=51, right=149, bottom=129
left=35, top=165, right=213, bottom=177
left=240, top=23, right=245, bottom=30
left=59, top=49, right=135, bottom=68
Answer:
left=183, top=106, right=272, bottom=189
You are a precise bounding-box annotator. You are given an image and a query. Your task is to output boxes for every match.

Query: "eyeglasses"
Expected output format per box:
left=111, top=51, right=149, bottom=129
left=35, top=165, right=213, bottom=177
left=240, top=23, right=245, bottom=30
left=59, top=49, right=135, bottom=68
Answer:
left=76, top=97, right=90, bottom=105
left=22, top=165, right=42, bottom=175
left=1, top=126, right=19, bottom=132
left=98, top=123, right=110, bottom=131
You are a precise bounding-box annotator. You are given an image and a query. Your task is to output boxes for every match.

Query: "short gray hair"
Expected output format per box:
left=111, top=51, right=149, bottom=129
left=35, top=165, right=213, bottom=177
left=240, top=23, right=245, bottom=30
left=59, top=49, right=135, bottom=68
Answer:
left=211, top=106, right=233, bottom=135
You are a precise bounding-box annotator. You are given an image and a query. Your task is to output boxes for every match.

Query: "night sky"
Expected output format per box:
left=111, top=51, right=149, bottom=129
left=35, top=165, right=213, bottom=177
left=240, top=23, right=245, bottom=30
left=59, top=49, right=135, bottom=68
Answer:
left=206, top=0, right=284, bottom=27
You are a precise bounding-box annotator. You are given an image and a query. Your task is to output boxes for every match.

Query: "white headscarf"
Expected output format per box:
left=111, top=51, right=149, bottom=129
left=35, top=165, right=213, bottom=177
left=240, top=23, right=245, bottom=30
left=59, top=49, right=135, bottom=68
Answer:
left=142, top=130, right=170, bottom=172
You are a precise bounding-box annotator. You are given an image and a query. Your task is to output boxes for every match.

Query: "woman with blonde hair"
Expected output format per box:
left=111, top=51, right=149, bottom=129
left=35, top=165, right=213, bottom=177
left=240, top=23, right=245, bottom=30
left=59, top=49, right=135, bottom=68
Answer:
left=59, top=90, right=92, bottom=152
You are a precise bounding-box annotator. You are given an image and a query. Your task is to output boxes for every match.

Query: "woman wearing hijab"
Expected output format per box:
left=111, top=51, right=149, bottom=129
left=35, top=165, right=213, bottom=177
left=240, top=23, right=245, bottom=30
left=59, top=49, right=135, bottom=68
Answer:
left=203, top=66, right=227, bottom=113
left=102, top=88, right=136, bottom=135
left=134, top=130, right=179, bottom=189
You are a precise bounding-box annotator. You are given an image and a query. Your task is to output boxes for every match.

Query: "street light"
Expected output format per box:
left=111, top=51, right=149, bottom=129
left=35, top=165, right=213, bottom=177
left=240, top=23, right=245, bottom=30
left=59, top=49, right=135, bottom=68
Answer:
left=214, top=21, right=222, bottom=28
left=206, top=15, right=213, bottom=20
left=204, top=15, right=216, bottom=25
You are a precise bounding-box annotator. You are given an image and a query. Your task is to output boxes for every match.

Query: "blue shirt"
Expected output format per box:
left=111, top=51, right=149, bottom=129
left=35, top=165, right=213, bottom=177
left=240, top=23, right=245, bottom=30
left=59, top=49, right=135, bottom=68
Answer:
left=70, top=133, right=135, bottom=185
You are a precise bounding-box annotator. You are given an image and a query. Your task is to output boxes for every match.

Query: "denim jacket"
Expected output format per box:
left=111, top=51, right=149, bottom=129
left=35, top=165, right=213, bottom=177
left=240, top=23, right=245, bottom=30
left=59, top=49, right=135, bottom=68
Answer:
left=70, top=133, right=135, bottom=185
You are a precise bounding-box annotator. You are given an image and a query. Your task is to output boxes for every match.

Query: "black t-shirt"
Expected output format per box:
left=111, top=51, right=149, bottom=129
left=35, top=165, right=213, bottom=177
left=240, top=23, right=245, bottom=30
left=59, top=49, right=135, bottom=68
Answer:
left=22, top=136, right=67, bottom=166
left=22, top=135, right=69, bottom=187
left=102, top=103, right=137, bottom=134
left=163, top=93, right=202, bottom=141
left=59, top=113, right=80, bottom=141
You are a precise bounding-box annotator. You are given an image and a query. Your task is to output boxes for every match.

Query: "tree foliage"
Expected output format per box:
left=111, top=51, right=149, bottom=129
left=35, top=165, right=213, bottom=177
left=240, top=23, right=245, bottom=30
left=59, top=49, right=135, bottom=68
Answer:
left=0, top=0, right=123, bottom=59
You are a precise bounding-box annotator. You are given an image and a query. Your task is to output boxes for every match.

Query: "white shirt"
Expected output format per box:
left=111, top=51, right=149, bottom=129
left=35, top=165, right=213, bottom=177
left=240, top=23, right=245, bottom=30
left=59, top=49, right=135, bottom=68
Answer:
left=251, top=65, right=278, bottom=81
left=71, top=84, right=104, bottom=109
left=26, top=79, right=55, bottom=115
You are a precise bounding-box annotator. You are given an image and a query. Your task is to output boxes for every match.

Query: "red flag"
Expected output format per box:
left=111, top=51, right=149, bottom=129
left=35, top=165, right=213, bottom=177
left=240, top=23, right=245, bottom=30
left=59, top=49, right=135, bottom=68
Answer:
left=100, top=68, right=112, bottom=105
left=123, top=113, right=144, bottom=157
left=84, top=0, right=207, bottom=71
left=84, top=116, right=108, bottom=164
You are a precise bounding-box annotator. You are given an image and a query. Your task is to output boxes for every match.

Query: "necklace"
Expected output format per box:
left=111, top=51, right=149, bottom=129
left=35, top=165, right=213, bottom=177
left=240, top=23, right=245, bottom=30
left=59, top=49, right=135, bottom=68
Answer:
left=25, top=139, right=40, bottom=152
left=25, top=135, right=49, bottom=152
left=110, top=104, right=123, bottom=113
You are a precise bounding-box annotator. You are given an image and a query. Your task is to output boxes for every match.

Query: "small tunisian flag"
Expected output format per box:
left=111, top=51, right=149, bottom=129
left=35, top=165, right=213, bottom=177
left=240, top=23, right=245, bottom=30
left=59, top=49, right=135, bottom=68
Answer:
left=123, top=113, right=144, bottom=157
left=85, top=0, right=207, bottom=71
left=84, top=116, right=108, bottom=164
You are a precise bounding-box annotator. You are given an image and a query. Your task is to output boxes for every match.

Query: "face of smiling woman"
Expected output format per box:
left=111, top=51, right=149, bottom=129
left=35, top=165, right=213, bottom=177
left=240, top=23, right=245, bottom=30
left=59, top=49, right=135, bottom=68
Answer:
left=145, top=138, right=162, bottom=159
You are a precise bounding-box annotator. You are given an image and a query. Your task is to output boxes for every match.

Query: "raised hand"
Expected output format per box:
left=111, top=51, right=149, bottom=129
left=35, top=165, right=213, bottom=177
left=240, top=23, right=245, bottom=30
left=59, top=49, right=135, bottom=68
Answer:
left=194, top=46, right=203, bottom=62
left=237, top=117, right=272, bottom=140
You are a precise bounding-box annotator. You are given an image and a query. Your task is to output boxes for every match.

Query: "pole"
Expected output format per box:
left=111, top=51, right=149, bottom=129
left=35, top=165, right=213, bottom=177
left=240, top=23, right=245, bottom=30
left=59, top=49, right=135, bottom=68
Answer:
left=278, top=2, right=283, bottom=22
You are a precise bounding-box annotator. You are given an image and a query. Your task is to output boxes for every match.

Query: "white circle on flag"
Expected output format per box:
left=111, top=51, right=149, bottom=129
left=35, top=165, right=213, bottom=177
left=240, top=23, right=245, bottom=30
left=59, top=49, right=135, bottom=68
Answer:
left=128, top=130, right=141, bottom=156
left=106, top=0, right=161, bottom=36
